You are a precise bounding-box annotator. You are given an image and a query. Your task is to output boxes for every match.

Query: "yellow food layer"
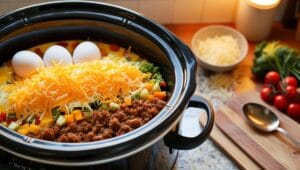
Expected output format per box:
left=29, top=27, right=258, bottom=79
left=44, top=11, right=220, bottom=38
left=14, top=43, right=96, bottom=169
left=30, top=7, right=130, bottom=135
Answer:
left=3, top=58, right=149, bottom=119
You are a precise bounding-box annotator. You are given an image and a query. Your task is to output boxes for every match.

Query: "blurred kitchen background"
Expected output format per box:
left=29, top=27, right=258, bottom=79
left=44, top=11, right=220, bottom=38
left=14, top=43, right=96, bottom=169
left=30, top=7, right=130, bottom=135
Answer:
left=0, top=0, right=291, bottom=24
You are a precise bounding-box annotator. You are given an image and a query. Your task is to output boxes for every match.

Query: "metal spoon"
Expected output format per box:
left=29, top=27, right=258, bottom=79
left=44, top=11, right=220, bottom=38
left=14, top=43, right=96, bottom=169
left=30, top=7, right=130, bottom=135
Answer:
left=243, top=103, right=300, bottom=147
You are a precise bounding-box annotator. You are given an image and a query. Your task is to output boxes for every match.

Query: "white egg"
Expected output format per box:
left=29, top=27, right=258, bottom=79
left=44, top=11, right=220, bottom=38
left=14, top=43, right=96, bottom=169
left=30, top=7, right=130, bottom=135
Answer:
left=43, top=45, right=73, bottom=66
left=12, top=50, right=44, bottom=77
left=73, top=41, right=101, bottom=64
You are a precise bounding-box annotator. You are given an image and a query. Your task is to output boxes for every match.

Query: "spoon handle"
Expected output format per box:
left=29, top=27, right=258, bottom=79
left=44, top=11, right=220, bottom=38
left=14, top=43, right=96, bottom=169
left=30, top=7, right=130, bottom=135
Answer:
left=277, top=127, right=300, bottom=147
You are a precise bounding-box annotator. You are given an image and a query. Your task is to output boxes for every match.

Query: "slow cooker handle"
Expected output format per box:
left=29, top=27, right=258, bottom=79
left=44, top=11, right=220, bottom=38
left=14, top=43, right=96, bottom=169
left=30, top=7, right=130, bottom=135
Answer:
left=164, top=95, right=214, bottom=149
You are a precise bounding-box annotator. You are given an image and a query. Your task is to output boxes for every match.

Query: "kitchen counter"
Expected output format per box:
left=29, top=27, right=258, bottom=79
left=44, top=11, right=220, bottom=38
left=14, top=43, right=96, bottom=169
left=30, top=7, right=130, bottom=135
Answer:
left=166, top=23, right=300, bottom=169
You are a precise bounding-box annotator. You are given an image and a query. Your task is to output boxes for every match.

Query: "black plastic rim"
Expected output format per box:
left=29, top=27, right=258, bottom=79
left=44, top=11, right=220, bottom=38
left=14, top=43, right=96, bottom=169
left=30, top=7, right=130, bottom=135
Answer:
left=0, top=1, right=197, bottom=164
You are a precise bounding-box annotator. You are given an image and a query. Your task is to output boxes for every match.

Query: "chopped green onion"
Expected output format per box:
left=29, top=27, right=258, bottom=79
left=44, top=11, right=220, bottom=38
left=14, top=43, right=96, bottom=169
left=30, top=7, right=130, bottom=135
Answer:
left=90, top=100, right=102, bottom=110
left=51, top=107, right=60, bottom=120
left=153, top=82, right=161, bottom=92
left=8, top=122, right=20, bottom=130
left=7, top=113, right=16, bottom=119
left=109, top=102, right=120, bottom=111
left=26, top=114, right=35, bottom=123
left=101, top=103, right=109, bottom=110
left=140, top=89, right=149, bottom=99
left=56, top=115, right=66, bottom=126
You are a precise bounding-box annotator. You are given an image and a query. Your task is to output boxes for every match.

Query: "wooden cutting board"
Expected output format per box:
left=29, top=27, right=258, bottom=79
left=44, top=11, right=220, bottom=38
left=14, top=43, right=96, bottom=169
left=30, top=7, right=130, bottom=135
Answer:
left=212, top=90, right=300, bottom=169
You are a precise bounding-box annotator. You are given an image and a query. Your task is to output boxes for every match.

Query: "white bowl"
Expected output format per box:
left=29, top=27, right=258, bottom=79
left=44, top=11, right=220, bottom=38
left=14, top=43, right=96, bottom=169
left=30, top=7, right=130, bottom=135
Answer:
left=191, top=25, right=248, bottom=72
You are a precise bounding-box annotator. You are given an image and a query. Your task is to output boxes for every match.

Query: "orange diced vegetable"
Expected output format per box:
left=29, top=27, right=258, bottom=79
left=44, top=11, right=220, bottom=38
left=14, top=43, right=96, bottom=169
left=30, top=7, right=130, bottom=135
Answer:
left=147, top=94, right=154, bottom=100
left=28, top=124, right=41, bottom=135
left=153, top=91, right=167, bottom=100
left=145, top=83, right=154, bottom=91
left=65, top=114, right=75, bottom=124
left=72, top=110, right=83, bottom=121
left=18, top=123, right=30, bottom=135
left=124, top=96, right=132, bottom=105
left=39, top=117, right=53, bottom=128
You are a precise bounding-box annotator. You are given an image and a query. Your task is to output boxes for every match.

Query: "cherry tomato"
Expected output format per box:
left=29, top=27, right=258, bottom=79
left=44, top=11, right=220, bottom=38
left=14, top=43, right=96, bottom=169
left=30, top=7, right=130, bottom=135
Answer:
left=273, top=95, right=288, bottom=111
left=284, top=85, right=297, bottom=100
left=265, top=71, right=281, bottom=85
left=283, top=76, right=298, bottom=87
left=260, top=87, right=274, bottom=102
left=287, top=103, right=300, bottom=118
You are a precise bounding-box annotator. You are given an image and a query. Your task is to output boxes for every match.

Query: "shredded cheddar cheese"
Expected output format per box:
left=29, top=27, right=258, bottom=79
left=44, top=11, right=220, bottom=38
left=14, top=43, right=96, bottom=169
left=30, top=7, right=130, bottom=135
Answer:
left=3, top=57, right=148, bottom=119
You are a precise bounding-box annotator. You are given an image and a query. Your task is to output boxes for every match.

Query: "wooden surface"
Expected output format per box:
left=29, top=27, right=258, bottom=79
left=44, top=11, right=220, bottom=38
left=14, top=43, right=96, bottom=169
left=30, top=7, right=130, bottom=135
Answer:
left=167, top=23, right=300, bottom=169
left=218, top=92, right=300, bottom=169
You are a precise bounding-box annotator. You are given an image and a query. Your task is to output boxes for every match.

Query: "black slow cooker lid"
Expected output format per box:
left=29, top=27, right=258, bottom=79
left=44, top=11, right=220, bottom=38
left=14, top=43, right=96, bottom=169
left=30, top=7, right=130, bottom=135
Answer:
left=0, top=1, right=196, bottom=165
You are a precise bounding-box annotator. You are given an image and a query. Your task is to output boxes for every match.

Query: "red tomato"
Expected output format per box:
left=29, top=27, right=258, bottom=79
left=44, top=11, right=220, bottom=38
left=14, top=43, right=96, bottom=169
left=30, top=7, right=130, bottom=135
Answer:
left=265, top=71, right=281, bottom=85
left=284, top=85, right=297, bottom=100
left=260, top=87, right=274, bottom=102
left=0, top=112, right=6, bottom=122
left=283, top=76, right=298, bottom=87
left=110, top=44, right=120, bottom=51
left=273, top=95, right=288, bottom=111
left=35, top=115, right=41, bottom=125
left=287, top=103, right=300, bottom=118
left=159, top=81, right=167, bottom=88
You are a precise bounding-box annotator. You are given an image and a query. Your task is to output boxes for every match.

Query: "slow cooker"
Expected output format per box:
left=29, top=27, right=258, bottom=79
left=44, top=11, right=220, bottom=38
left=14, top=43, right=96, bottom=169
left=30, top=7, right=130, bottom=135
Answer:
left=0, top=1, right=214, bottom=169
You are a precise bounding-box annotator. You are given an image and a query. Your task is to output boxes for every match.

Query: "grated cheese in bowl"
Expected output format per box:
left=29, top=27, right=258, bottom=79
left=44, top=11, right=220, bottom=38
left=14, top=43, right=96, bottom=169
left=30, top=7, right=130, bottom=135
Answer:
left=191, top=25, right=248, bottom=72
left=196, top=35, right=240, bottom=66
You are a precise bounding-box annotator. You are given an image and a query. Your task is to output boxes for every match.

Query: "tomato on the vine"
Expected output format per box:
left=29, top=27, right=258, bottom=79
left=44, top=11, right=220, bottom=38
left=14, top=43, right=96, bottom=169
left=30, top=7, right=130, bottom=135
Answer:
left=260, top=87, right=274, bottom=102
left=284, top=85, right=297, bottom=100
left=287, top=103, right=300, bottom=118
left=273, top=95, right=288, bottom=111
left=283, top=76, right=298, bottom=87
left=265, top=71, right=281, bottom=85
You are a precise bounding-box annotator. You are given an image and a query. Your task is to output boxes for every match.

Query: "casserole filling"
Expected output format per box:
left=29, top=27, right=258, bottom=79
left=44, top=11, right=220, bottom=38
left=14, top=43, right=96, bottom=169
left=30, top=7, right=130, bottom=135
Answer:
left=0, top=40, right=168, bottom=142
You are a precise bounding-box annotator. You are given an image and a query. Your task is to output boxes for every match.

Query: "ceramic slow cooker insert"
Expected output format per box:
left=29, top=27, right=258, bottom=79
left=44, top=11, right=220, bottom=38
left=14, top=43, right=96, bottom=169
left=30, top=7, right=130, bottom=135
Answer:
left=0, top=1, right=214, bottom=167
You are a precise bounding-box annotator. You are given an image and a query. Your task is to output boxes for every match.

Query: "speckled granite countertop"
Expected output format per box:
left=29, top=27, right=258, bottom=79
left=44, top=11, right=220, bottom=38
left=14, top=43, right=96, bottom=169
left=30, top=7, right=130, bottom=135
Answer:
left=172, top=66, right=239, bottom=170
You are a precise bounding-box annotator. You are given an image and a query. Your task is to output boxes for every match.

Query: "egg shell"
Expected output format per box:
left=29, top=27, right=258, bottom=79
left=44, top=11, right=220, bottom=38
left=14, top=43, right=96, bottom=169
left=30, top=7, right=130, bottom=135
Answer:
left=73, top=41, right=101, bottom=64
left=43, top=45, right=73, bottom=66
left=12, top=50, right=44, bottom=77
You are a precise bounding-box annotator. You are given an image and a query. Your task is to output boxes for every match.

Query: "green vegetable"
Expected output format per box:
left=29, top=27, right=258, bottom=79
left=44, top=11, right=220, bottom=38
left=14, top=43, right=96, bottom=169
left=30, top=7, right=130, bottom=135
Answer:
left=82, top=106, right=93, bottom=118
left=26, top=114, right=35, bottom=123
left=7, top=113, right=16, bottom=120
left=139, top=62, right=163, bottom=82
left=252, top=41, right=300, bottom=80
left=140, top=62, right=159, bottom=74
left=140, top=89, right=149, bottom=99
left=56, top=115, right=66, bottom=126
left=101, top=103, right=109, bottom=110
left=51, top=107, right=60, bottom=120
left=153, top=82, right=161, bottom=92
left=90, top=99, right=102, bottom=110
left=109, top=102, right=120, bottom=111
left=8, top=122, right=20, bottom=130
left=131, top=90, right=141, bottom=100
